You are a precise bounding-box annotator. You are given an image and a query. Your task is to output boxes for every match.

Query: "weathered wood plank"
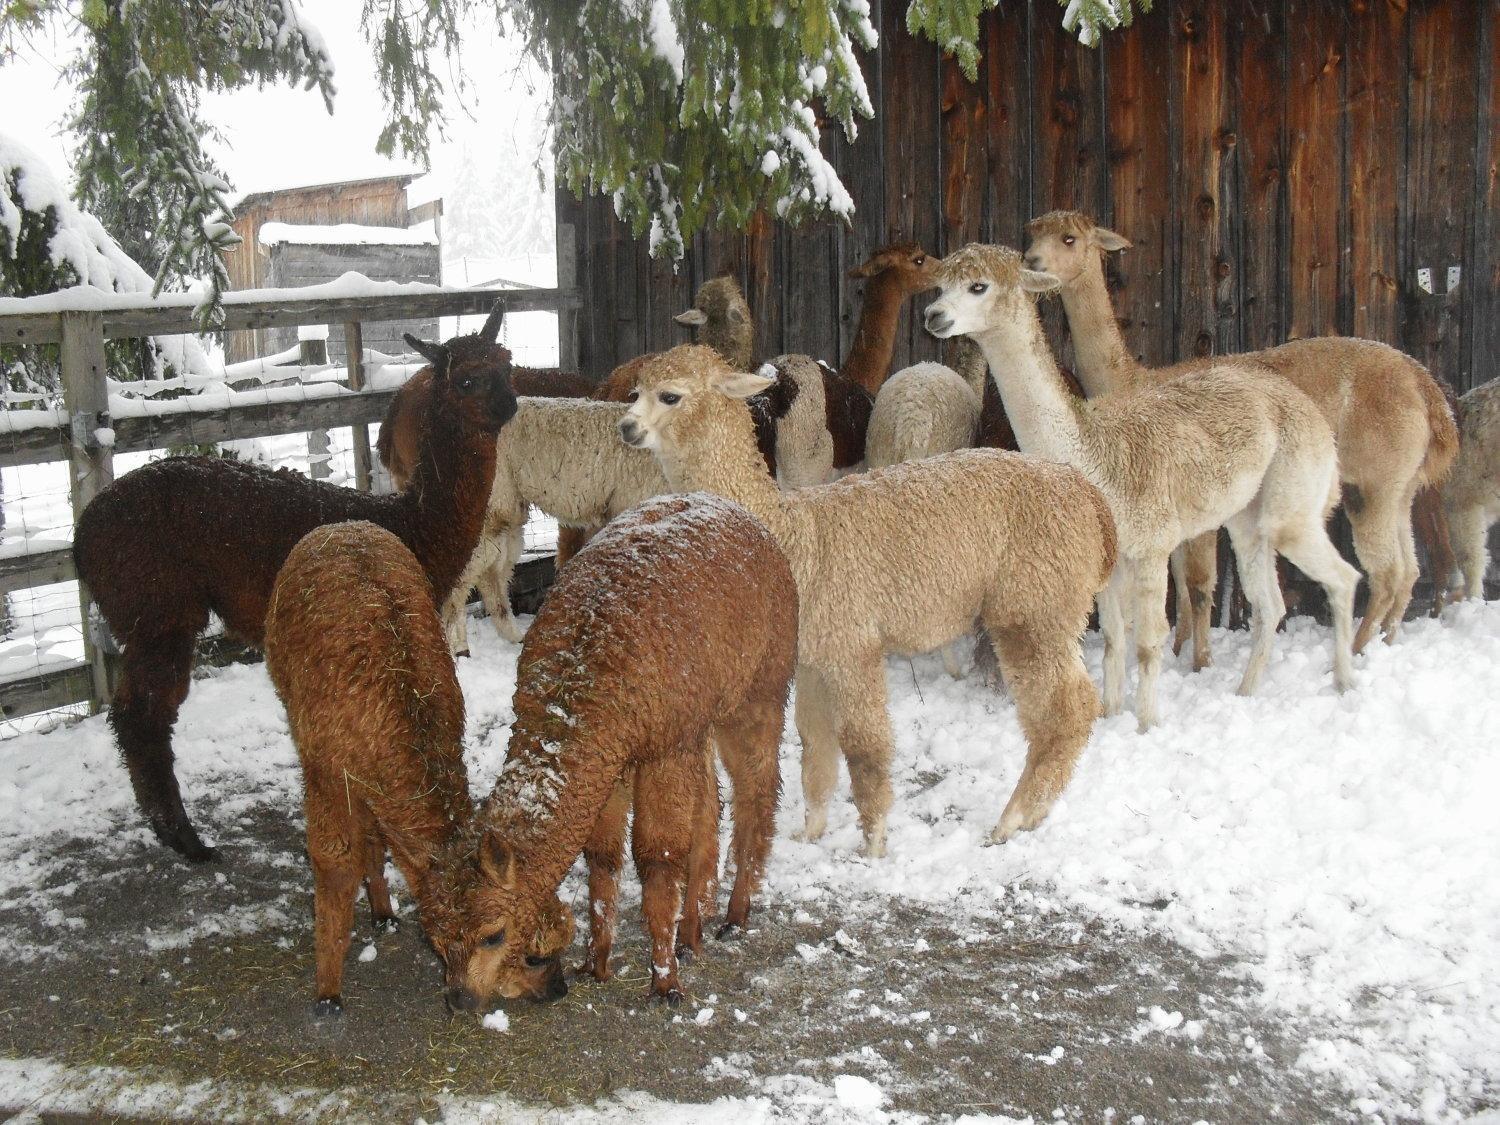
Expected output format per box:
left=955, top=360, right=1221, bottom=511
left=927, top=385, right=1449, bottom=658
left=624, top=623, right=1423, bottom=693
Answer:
left=1404, top=0, right=1480, bottom=387
left=1467, top=0, right=1497, bottom=393
left=1285, top=0, right=1346, bottom=341
left=745, top=211, right=783, bottom=361
left=1173, top=0, right=1232, bottom=360
left=981, top=0, right=1031, bottom=246
left=0, top=663, right=94, bottom=721
left=1345, top=0, right=1405, bottom=344
left=0, top=287, right=581, bottom=347
left=0, top=546, right=74, bottom=595
left=1104, top=9, right=1175, bottom=367
left=1234, top=0, right=1289, bottom=351
left=834, top=3, right=885, bottom=369
left=940, top=51, right=986, bottom=254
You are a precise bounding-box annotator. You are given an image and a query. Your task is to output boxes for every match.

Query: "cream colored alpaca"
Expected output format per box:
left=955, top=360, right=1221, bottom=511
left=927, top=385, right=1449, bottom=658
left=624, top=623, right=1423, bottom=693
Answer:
left=620, top=345, right=1116, bottom=855
left=443, top=398, right=667, bottom=651
left=1443, top=379, right=1500, bottom=600
left=925, top=245, right=1359, bottom=729
left=1024, top=211, right=1458, bottom=663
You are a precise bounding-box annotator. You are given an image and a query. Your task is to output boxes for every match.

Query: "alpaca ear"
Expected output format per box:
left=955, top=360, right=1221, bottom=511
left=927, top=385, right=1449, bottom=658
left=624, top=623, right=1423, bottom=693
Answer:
left=674, top=308, right=709, bottom=327
left=479, top=836, right=518, bottom=890
left=1020, top=269, right=1063, bottom=294
left=404, top=333, right=450, bottom=377
left=1094, top=228, right=1132, bottom=252
left=714, top=370, right=777, bottom=399
left=847, top=260, right=874, bottom=280
left=479, top=303, right=506, bottom=344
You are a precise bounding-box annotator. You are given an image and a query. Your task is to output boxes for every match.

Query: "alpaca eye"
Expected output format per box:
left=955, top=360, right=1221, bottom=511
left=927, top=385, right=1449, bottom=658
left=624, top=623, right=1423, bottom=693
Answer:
left=913, top=256, right=925, bottom=266
left=626, top=389, right=639, bottom=403
left=1063, top=236, right=1076, bottom=246
left=968, top=282, right=988, bottom=295
left=459, top=377, right=474, bottom=391
left=481, top=930, right=506, bottom=948
left=524, top=955, right=549, bottom=968
left=658, top=392, right=681, bottom=406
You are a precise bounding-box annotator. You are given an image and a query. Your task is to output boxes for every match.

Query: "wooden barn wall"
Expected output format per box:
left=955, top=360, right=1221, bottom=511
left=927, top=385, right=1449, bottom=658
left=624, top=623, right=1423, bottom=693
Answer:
left=558, top=0, right=1498, bottom=397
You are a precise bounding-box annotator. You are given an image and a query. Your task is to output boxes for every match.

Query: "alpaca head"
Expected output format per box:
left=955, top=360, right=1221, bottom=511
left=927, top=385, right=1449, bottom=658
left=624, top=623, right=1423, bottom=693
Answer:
left=403, top=303, right=519, bottom=435
left=432, top=832, right=575, bottom=1011
left=847, top=240, right=939, bottom=294
left=617, top=344, right=773, bottom=457
left=1023, top=211, right=1131, bottom=287
left=924, top=244, right=1061, bottom=341
left=675, top=276, right=754, bottom=368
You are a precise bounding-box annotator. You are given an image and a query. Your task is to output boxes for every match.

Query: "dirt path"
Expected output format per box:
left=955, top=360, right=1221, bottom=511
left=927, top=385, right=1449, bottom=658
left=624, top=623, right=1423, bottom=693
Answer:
left=0, top=799, right=1355, bottom=1123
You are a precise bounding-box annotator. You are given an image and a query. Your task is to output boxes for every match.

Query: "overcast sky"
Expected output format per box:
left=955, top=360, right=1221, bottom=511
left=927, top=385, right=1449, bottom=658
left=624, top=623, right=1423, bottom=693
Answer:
left=0, top=3, right=549, bottom=205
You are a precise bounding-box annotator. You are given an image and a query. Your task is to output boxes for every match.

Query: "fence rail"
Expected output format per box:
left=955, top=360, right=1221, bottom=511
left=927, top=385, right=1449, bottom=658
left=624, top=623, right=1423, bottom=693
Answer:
left=1, top=282, right=581, bottom=723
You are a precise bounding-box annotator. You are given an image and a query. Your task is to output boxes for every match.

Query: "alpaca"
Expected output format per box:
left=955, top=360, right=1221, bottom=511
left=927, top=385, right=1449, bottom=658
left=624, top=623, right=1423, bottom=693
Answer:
left=1024, top=210, right=1458, bottom=663
left=73, top=309, right=519, bottom=861
left=621, top=345, right=1117, bottom=855
left=262, top=521, right=573, bottom=1015
left=435, top=494, right=795, bottom=1008
left=925, top=244, right=1360, bottom=730
left=760, top=355, right=835, bottom=487
left=1441, top=379, right=1500, bottom=600
left=841, top=242, right=942, bottom=395
left=379, top=387, right=670, bottom=652
left=672, top=275, right=755, bottom=368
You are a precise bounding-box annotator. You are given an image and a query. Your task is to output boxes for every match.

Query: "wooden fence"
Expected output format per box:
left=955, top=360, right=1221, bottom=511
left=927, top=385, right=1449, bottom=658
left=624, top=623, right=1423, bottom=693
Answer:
left=0, top=284, right=581, bottom=722
left=559, top=0, right=1497, bottom=397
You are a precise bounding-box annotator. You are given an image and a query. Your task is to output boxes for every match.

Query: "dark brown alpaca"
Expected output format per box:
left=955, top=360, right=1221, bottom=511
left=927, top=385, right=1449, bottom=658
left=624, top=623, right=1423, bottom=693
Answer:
left=436, top=493, right=796, bottom=1010
left=264, top=521, right=572, bottom=1016
left=841, top=241, right=941, bottom=396
left=73, top=309, right=519, bottom=862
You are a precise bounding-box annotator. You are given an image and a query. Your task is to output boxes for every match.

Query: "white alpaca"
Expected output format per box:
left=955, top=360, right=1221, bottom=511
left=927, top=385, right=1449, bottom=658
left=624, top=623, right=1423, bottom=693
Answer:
left=925, top=244, right=1359, bottom=729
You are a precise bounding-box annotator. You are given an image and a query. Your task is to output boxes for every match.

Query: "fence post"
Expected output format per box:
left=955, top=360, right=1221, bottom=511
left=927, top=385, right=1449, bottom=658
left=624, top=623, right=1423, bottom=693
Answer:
left=556, top=221, right=580, bottom=373
left=59, top=310, right=116, bottom=711
left=343, top=320, right=373, bottom=491
left=300, top=334, right=332, bottom=481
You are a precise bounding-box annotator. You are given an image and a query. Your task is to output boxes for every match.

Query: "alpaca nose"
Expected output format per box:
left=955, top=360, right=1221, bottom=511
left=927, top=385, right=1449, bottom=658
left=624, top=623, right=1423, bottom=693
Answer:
left=445, top=986, right=480, bottom=1012
left=618, top=418, right=642, bottom=446
left=1023, top=252, right=1041, bottom=269
left=923, top=307, right=953, bottom=336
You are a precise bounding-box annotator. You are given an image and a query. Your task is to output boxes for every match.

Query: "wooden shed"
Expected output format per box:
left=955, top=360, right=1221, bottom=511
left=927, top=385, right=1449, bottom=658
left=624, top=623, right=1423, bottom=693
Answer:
left=558, top=0, right=1497, bottom=399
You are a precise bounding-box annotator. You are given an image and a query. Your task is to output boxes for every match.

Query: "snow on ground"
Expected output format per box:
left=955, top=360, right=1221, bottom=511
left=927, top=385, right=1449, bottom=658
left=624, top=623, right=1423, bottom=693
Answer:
left=1, top=604, right=1498, bottom=1121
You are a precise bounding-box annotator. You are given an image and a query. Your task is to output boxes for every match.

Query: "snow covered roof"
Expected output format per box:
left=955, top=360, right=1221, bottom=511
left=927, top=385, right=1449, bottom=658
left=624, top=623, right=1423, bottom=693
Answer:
left=257, top=221, right=438, bottom=248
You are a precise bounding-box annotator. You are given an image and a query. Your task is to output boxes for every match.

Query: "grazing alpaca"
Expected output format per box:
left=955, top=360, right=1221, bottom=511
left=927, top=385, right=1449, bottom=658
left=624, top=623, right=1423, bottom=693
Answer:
left=1024, top=210, right=1458, bottom=662
left=436, top=494, right=795, bottom=1009
left=926, top=244, right=1359, bottom=729
left=73, top=309, right=518, bottom=861
left=1441, top=379, right=1500, bottom=600
left=263, top=521, right=572, bottom=1015
left=621, top=345, right=1116, bottom=855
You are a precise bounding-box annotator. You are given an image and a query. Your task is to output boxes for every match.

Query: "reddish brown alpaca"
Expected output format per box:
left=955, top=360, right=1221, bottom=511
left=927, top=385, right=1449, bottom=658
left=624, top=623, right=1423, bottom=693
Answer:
left=73, top=309, right=518, bottom=862
left=841, top=241, right=940, bottom=395
left=265, top=522, right=572, bottom=1016
left=436, top=494, right=796, bottom=1009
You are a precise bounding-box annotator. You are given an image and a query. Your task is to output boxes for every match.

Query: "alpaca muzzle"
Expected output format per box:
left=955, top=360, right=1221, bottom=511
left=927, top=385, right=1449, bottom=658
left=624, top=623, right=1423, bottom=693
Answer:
left=923, top=307, right=955, bottom=337
left=618, top=417, right=644, bottom=447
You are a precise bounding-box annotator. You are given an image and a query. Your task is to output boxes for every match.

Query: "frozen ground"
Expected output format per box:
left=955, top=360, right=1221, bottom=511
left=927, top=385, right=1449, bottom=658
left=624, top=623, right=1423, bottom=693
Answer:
left=0, top=604, right=1497, bottom=1122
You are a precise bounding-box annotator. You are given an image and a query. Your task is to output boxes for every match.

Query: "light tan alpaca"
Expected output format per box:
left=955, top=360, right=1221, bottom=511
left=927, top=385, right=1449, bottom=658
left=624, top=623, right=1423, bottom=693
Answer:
left=620, top=345, right=1117, bottom=855
left=925, top=245, right=1359, bottom=730
left=1024, top=211, right=1458, bottom=664
left=1443, top=379, right=1500, bottom=600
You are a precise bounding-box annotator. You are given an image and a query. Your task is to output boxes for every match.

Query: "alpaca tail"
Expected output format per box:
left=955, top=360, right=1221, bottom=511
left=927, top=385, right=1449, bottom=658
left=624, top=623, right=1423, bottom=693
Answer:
left=1084, top=482, right=1118, bottom=591
left=1414, top=366, right=1460, bottom=489
left=893, top=408, right=935, bottom=465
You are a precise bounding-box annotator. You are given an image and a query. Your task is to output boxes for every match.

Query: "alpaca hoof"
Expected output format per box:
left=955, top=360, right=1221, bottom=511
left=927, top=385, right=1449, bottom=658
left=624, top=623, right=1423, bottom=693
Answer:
left=494, top=619, right=527, bottom=644
left=675, top=944, right=698, bottom=966
left=152, top=818, right=219, bottom=863
left=859, top=835, right=887, bottom=860
left=311, top=996, right=344, bottom=1021
left=454, top=648, right=471, bottom=660
left=372, top=915, right=400, bottom=935
left=574, top=959, right=612, bottom=982
left=798, top=810, right=828, bottom=843
left=714, top=921, right=745, bottom=942
left=650, top=987, right=684, bottom=1010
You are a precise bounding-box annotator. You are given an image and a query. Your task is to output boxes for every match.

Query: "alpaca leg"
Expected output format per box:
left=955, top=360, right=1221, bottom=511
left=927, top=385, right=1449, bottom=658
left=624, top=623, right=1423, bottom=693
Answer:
left=1346, top=487, right=1403, bottom=655
left=1129, top=557, right=1172, bottom=732
left=1382, top=488, right=1422, bottom=640
left=306, top=787, right=361, bottom=1015
left=985, top=620, right=1100, bottom=843
left=711, top=695, right=785, bottom=936
left=111, top=631, right=216, bottom=861
left=631, top=754, right=700, bottom=1006
left=580, top=779, right=631, bottom=981
left=554, top=525, right=594, bottom=570
left=1096, top=563, right=1131, bottom=719
left=1183, top=531, right=1217, bottom=672
left=441, top=583, right=474, bottom=657
left=361, top=825, right=398, bottom=933
left=1274, top=519, right=1360, bottom=693
left=1449, top=503, right=1489, bottom=600
left=793, top=664, right=839, bottom=842
left=826, top=655, right=895, bottom=858
left=1225, top=515, right=1281, bottom=696
left=678, top=741, right=721, bottom=962
left=1413, top=485, right=1455, bottom=615
left=1169, top=545, right=1191, bottom=657
left=476, top=557, right=525, bottom=646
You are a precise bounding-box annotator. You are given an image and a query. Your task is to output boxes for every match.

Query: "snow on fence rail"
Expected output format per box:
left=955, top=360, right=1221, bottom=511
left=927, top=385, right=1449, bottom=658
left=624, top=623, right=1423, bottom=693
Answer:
left=0, top=280, right=582, bottom=726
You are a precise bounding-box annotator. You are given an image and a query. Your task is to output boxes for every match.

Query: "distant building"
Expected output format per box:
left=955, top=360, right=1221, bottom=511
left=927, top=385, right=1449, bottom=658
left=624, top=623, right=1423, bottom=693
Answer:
left=223, top=175, right=444, bottom=363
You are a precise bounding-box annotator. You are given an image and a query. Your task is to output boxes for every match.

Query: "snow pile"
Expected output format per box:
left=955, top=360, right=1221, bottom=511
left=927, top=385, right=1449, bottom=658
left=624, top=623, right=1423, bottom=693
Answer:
left=1, top=604, right=1498, bottom=1119
left=0, top=131, right=214, bottom=380
left=257, top=221, right=438, bottom=248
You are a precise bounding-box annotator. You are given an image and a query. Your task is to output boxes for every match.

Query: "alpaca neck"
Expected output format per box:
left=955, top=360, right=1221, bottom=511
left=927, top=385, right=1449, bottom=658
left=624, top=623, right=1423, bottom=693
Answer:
left=385, top=790, right=475, bottom=937
left=1058, top=255, right=1144, bottom=397
left=970, top=314, right=1088, bottom=467
left=841, top=274, right=909, bottom=395
left=400, top=395, right=497, bottom=601
left=655, top=402, right=790, bottom=538
left=704, top=321, right=754, bottom=370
